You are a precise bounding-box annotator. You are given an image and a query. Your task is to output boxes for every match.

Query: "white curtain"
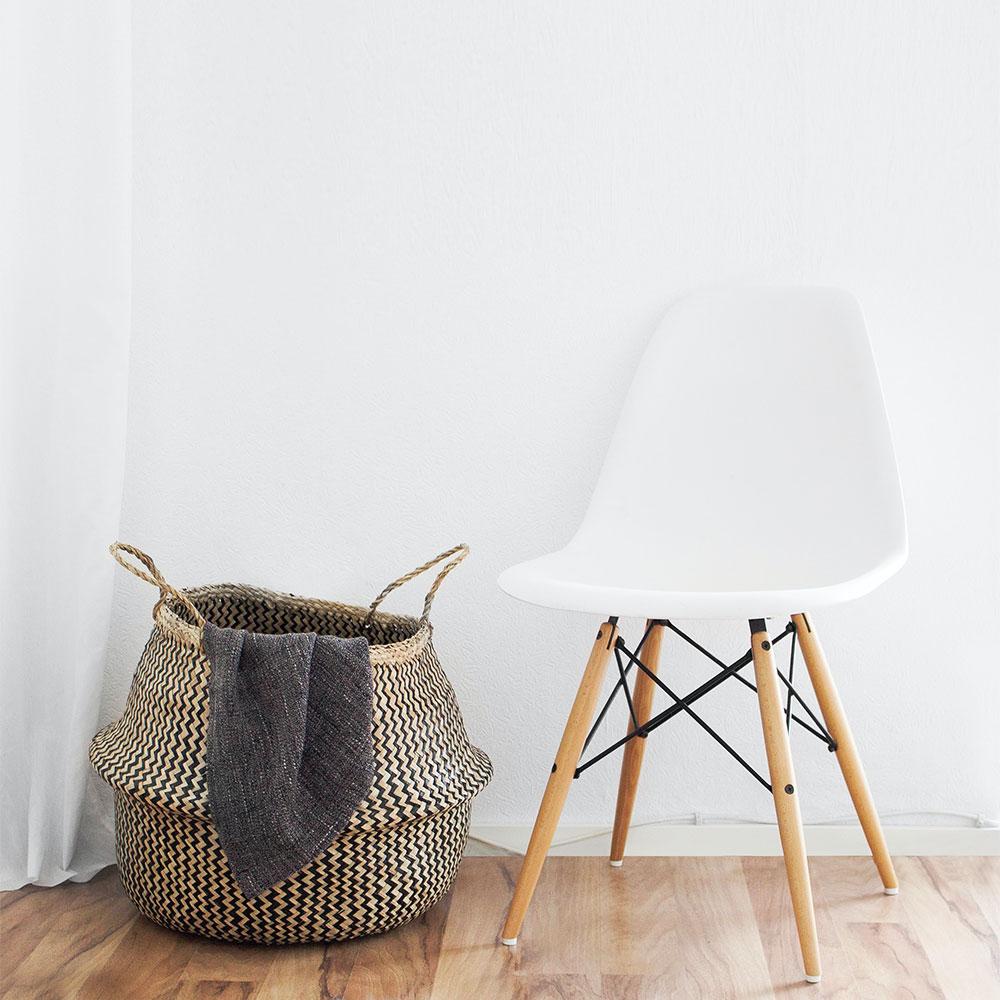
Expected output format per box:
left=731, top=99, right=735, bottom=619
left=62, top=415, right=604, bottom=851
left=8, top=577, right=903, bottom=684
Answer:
left=0, top=1, right=131, bottom=887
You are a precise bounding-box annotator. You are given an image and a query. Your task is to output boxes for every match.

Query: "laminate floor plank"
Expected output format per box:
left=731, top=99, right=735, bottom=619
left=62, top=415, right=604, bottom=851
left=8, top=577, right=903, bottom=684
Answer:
left=965, top=853, right=1000, bottom=937
left=841, top=921, right=946, bottom=999
left=76, top=911, right=194, bottom=1000
left=599, top=858, right=683, bottom=978
left=254, top=942, right=355, bottom=1000
left=669, top=857, right=773, bottom=1000
left=896, top=856, right=1000, bottom=1000
left=1, top=871, right=137, bottom=1000
left=518, top=974, right=603, bottom=999
left=601, top=973, right=691, bottom=1000
left=428, top=856, right=524, bottom=1000
left=744, top=856, right=857, bottom=997
left=178, top=939, right=277, bottom=987
left=3, top=857, right=999, bottom=999
left=803, top=856, right=900, bottom=923
left=171, top=981, right=256, bottom=1000
left=1, top=871, right=120, bottom=985
left=514, top=858, right=606, bottom=979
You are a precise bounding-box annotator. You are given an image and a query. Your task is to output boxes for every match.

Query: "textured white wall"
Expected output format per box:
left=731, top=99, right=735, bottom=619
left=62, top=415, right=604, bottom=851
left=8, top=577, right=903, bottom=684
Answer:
left=106, top=2, right=999, bottom=836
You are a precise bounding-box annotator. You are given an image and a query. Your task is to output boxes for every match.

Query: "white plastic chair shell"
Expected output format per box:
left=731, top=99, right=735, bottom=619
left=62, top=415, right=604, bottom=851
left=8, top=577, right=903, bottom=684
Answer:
left=499, top=287, right=906, bottom=619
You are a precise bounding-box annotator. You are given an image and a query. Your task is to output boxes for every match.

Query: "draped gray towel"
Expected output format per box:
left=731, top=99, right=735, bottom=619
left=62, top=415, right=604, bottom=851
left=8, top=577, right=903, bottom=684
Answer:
left=203, top=620, right=374, bottom=899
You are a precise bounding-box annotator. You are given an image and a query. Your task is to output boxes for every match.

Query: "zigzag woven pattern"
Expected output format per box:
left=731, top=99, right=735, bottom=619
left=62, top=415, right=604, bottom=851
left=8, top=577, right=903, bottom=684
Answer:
left=115, top=790, right=471, bottom=944
left=91, top=584, right=491, bottom=943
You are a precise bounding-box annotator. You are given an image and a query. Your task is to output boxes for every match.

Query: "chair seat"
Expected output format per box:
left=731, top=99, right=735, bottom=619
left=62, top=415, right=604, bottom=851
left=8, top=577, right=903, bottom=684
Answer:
left=498, top=287, right=907, bottom=622
left=498, top=545, right=906, bottom=620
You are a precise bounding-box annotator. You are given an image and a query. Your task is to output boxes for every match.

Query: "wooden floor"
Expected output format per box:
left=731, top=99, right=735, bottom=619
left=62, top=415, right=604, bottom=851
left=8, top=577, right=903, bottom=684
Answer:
left=2, top=857, right=999, bottom=999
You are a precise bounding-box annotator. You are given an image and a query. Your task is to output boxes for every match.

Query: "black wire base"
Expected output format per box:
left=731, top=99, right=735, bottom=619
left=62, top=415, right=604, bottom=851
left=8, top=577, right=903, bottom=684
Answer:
left=574, top=618, right=837, bottom=794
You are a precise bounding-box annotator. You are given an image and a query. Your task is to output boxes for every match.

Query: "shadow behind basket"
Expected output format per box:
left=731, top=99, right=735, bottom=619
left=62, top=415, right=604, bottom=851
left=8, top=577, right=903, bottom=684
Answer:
left=90, top=544, right=492, bottom=944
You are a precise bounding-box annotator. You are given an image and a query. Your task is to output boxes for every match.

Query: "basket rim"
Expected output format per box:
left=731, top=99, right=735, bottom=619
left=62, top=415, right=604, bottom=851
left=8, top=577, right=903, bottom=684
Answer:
left=155, top=583, right=432, bottom=663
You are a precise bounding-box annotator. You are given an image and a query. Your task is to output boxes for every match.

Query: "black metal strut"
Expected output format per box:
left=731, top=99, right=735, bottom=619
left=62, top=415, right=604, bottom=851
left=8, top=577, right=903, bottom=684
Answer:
left=663, top=620, right=833, bottom=746
left=580, top=618, right=656, bottom=757
left=573, top=618, right=836, bottom=791
left=613, top=637, right=773, bottom=791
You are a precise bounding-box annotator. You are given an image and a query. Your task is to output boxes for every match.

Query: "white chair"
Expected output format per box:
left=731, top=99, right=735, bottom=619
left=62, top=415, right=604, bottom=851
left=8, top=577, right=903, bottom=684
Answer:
left=498, top=287, right=906, bottom=985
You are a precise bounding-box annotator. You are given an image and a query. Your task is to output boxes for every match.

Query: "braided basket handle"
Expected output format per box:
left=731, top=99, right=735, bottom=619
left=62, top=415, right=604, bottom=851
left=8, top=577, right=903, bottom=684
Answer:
left=363, top=543, right=469, bottom=630
left=109, top=542, right=206, bottom=629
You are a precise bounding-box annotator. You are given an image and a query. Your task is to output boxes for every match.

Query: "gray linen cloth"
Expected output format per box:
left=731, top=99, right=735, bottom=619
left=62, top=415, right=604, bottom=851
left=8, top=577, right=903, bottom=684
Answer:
left=203, top=620, right=374, bottom=898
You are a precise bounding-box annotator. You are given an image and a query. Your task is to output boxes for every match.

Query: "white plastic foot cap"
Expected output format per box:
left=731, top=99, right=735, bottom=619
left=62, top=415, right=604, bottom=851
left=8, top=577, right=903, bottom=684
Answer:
left=884, top=886, right=899, bottom=895
left=501, top=937, right=518, bottom=946
left=805, top=975, right=822, bottom=984
left=609, top=860, right=623, bottom=868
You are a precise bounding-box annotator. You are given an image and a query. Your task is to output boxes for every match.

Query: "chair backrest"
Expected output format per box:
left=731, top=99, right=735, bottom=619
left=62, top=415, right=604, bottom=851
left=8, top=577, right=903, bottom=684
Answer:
left=569, top=287, right=907, bottom=594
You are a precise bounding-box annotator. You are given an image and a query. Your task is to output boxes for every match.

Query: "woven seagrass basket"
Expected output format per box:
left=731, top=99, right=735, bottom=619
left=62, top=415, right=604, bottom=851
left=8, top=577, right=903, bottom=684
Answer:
left=90, top=543, right=492, bottom=944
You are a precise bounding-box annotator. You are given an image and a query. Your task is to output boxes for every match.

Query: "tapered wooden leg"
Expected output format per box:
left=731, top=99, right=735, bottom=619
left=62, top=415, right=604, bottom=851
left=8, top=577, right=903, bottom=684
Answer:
left=500, top=620, right=618, bottom=946
left=609, top=621, right=664, bottom=866
left=792, top=612, right=898, bottom=894
left=750, top=619, right=822, bottom=984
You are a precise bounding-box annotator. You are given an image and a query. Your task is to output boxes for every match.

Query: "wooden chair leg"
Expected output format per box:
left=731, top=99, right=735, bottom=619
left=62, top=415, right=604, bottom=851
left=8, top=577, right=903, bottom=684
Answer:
left=500, top=620, right=618, bottom=946
left=792, top=612, right=898, bottom=894
left=609, top=620, right=664, bottom=866
left=750, top=620, right=822, bottom=984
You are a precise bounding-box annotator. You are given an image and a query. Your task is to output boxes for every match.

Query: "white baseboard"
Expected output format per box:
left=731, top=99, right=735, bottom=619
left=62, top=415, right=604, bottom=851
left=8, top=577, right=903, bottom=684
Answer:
left=467, top=823, right=1000, bottom=857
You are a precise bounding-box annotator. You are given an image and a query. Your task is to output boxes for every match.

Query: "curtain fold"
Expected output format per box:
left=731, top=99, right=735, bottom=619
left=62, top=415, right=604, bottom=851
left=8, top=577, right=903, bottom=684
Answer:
left=0, top=0, right=131, bottom=888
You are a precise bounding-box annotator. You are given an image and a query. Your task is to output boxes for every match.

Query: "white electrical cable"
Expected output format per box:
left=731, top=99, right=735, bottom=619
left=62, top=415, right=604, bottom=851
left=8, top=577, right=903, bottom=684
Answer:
left=467, top=810, right=998, bottom=857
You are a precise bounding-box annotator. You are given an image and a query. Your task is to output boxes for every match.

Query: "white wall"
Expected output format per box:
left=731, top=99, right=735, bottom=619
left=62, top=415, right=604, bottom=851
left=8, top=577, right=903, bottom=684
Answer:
left=105, top=2, right=999, bottom=838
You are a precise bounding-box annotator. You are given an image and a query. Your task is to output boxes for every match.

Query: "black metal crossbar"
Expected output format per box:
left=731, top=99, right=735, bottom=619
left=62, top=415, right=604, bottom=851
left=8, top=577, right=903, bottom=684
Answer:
left=580, top=619, right=656, bottom=757
left=614, top=644, right=641, bottom=734
left=785, top=629, right=797, bottom=732
left=615, top=638, right=772, bottom=791
left=576, top=624, right=791, bottom=776
left=774, top=659, right=834, bottom=747
left=668, top=620, right=835, bottom=749
left=574, top=618, right=836, bottom=789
